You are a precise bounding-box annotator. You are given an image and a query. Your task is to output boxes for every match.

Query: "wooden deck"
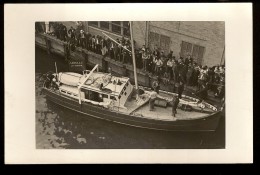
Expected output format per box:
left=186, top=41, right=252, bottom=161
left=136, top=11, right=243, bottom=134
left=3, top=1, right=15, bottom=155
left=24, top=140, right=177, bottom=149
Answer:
left=110, top=95, right=215, bottom=121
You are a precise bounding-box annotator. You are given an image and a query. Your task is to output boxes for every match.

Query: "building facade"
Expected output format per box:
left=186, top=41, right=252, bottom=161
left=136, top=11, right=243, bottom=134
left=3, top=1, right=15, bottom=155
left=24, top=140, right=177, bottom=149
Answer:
left=59, top=21, right=225, bottom=67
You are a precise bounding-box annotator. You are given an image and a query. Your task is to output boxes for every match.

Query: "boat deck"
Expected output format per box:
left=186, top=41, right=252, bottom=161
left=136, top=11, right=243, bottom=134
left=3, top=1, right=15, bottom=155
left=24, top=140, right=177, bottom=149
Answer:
left=110, top=94, right=216, bottom=121
left=134, top=104, right=210, bottom=121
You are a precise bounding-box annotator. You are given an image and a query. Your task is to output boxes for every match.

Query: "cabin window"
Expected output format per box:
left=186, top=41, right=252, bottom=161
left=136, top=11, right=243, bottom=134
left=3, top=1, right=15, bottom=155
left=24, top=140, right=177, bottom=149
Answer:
left=103, top=94, right=108, bottom=98
left=124, top=92, right=127, bottom=96
left=125, top=82, right=128, bottom=87
left=118, top=95, right=121, bottom=99
left=110, top=96, right=117, bottom=101
left=82, top=89, right=102, bottom=102
left=67, top=92, right=71, bottom=95
left=123, top=86, right=126, bottom=91
left=61, top=90, right=66, bottom=93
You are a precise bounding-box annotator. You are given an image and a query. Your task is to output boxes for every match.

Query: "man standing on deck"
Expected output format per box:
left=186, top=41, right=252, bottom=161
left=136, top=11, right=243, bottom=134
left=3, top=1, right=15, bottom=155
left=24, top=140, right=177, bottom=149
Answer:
left=172, top=95, right=180, bottom=118
left=149, top=90, right=157, bottom=111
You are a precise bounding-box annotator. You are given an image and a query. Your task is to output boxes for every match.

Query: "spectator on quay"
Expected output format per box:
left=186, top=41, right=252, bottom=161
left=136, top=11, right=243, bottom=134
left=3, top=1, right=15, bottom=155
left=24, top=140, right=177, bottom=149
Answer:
left=207, top=66, right=215, bottom=91
left=215, top=72, right=225, bottom=98
left=178, top=81, right=184, bottom=99
left=124, top=44, right=132, bottom=64
left=100, top=37, right=107, bottom=56
left=219, top=65, right=225, bottom=74
left=184, top=54, right=191, bottom=65
left=186, top=63, right=194, bottom=86
left=68, top=26, right=76, bottom=40
left=172, top=60, right=179, bottom=83
left=214, top=65, right=221, bottom=75
left=141, top=45, right=146, bottom=52
left=125, top=40, right=132, bottom=64
left=179, top=62, right=188, bottom=84
left=91, top=35, right=96, bottom=52
left=150, top=53, right=156, bottom=73
left=160, top=51, right=167, bottom=73
left=154, top=56, right=163, bottom=76
left=109, top=40, right=115, bottom=60
left=192, top=63, right=200, bottom=87
left=167, top=50, right=173, bottom=60
left=79, top=30, right=86, bottom=48
left=142, top=49, right=149, bottom=71
left=55, top=23, right=60, bottom=39
left=121, top=36, right=126, bottom=46
left=121, top=45, right=127, bottom=63
left=178, top=57, right=184, bottom=64
left=85, top=31, right=91, bottom=50
left=113, top=40, right=119, bottom=61
left=198, top=66, right=208, bottom=91
left=96, top=35, right=101, bottom=54
left=147, top=52, right=154, bottom=73
left=61, top=24, right=68, bottom=42
left=166, top=57, right=174, bottom=79
left=162, top=70, right=170, bottom=85
left=47, top=22, right=56, bottom=35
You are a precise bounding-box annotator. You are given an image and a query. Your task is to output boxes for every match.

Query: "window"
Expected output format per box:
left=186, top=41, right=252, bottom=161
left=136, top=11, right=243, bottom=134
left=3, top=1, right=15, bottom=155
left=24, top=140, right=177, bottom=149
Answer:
left=192, top=44, right=205, bottom=65
left=88, top=21, right=130, bottom=37
left=149, top=32, right=160, bottom=50
left=180, top=41, right=192, bottom=58
left=111, top=21, right=121, bottom=34
left=118, top=95, right=121, bottom=99
left=124, top=92, right=127, bottom=96
left=103, top=94, right=108, bottom=98
left=160, top=35, right=170, bottom=54
left=122, top=21, right=130, bottom=36
left=110, top=96, right=117, bottom=101
left=100, top=21, right=109, bottom=30
left=123, top=86, right=126, bottom=91
left=89, top=21, right=98, bottom=27
left=180, top=41, right=205, bottom=64
left=149, top=32, right=170, bottom=54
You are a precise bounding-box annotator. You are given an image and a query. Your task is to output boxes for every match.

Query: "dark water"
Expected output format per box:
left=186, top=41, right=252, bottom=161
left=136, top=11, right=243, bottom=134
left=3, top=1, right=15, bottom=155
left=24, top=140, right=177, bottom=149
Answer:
left=35, top=47, right=225, bottom=149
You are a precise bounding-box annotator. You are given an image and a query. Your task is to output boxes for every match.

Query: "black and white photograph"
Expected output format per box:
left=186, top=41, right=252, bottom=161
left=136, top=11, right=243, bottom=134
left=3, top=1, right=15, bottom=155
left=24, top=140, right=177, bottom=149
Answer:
left=35, top=21, right=225, bottom=149
left=5, top=4, right=252, bottom=163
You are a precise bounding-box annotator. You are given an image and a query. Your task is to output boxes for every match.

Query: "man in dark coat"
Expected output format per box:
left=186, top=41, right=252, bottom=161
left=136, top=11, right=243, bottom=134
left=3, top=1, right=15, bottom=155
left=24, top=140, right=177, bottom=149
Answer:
left=178, top=81, right=184, bottom=99
left=196, top=82, right=209, bottom=100
left=172, top=95, right=180, bottom=118
left=186, top=63, right=194, bottom=86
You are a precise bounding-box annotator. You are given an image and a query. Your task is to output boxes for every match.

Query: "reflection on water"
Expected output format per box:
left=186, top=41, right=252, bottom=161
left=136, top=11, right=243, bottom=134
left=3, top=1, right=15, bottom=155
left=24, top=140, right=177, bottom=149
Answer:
left=35, top=47, right=225, bottom=149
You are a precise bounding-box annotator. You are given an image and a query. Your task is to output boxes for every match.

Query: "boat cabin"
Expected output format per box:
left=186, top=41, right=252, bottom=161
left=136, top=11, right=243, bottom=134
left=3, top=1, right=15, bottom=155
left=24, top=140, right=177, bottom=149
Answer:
left=57, top=64, right=134, bottom=108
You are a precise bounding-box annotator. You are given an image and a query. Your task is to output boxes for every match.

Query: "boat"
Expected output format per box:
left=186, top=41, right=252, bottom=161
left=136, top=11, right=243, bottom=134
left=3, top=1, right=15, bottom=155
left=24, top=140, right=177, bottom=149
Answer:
left=40, top=22, right=222, bottom=132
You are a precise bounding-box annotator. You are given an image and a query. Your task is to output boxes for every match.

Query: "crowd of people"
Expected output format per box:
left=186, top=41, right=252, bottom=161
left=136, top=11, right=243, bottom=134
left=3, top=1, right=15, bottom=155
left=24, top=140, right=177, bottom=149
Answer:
left=36, top=22, right=225, bottom=100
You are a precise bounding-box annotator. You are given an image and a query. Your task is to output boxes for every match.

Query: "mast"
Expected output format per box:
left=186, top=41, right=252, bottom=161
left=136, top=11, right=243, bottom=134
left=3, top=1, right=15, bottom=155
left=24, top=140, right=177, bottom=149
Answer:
left=129, top=21, right=139, bottom=98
